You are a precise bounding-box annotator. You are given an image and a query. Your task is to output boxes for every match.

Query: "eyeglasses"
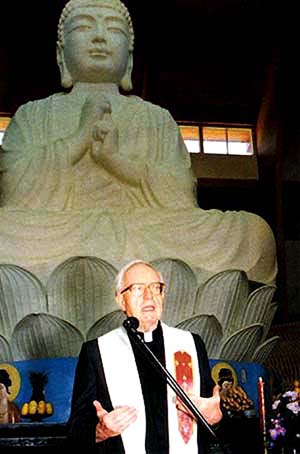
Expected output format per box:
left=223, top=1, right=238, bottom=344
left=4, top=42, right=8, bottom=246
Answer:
left=120, top=282, right=166, bottom=296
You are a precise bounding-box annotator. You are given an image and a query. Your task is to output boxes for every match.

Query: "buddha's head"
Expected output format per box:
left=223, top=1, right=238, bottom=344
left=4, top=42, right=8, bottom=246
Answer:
left=56, top=0, right=134, bottom=90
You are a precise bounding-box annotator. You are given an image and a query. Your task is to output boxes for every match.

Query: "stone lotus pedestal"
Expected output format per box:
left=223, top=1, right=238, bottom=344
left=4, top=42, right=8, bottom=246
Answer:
left=0, top=257, right=279, bottom=364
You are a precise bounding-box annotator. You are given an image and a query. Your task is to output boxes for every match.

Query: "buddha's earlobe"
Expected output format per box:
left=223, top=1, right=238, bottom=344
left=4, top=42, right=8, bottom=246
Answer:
left=120, top=52, right=133, bottom=92
left=56, top=42, right=73, bottom=89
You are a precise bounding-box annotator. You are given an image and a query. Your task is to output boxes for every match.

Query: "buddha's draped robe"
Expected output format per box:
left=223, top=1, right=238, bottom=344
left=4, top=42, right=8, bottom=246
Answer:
left=0, top=89, right=277, bottom=285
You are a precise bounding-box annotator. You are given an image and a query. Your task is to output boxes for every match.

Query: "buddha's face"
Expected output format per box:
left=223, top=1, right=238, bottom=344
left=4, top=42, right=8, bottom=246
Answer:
left=62, top=5, right=130, bottom=84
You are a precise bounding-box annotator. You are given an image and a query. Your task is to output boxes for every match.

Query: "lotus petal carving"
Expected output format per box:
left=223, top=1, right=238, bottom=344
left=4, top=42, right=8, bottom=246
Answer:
left=47, top=256, right=118, bottom=334
left=151, top=258, right=198, bottom=325
left=0, top=334, right=13, bottom=361
left=11, top=313, right=84, bottom=360
left=87, top=310, right=126, bottom=340
left=195, top=270, right=249, bottom=336
left=243, top=286, right=276, bottom=332
left=176, top=314, right=222, bottom=358
left=0, top=264, right=47, bottom=338
left=252, top=336, right=281, bottom=364
left=0, top=256, right=279, bottom=364
left=218, top=324, right=264, bottom=361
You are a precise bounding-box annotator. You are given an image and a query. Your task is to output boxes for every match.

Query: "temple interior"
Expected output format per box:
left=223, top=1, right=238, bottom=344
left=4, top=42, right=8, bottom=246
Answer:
left=0, top=1, right=299, bottom=451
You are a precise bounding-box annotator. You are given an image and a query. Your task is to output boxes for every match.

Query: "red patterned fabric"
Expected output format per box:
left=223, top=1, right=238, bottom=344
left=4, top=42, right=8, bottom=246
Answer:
left=174, top=350, right=194, bottom=443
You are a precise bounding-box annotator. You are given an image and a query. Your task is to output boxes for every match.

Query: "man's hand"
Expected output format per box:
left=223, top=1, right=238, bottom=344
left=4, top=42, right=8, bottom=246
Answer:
left=93, top=400, right=138, bottom=443
left=176, top=385, right=223, bottom=426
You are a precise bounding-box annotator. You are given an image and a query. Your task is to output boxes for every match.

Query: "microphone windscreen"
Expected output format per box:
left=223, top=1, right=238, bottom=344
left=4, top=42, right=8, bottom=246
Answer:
left=123, top=316, right=139, bottom=331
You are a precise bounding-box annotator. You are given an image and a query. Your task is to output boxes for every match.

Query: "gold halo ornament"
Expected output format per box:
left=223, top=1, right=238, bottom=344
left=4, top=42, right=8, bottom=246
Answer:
left=211, top=362, right=238, bottom=388
left=0, top=363, right=21, bottom=401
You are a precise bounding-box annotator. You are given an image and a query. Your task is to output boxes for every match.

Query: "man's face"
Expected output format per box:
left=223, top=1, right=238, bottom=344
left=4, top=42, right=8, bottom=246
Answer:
left=63, top=6, right=130, bottom=84
left=117, top=264, right=165, bottom=332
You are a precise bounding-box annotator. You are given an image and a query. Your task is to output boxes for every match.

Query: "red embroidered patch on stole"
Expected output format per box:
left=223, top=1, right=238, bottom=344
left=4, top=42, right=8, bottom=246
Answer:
left=174, top=350, right=194, bottom=443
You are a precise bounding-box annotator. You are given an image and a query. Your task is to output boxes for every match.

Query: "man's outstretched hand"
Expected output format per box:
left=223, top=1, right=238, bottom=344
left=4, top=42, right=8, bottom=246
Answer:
left=176, top=384, right=223, bottom=426
left=93, top=400, right=138, bottom=443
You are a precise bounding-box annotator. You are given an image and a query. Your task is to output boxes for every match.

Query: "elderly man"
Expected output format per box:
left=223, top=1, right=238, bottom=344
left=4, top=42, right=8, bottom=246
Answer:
left=67, top=259, right=223, bottom=453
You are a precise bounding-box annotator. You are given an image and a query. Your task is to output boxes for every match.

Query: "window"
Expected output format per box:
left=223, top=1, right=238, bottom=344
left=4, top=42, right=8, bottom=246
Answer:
left=0, top=115, right=11, bottom=145
left=179, top=123, right=254, bottom=156
left=178, top=122, right=258, bottom=180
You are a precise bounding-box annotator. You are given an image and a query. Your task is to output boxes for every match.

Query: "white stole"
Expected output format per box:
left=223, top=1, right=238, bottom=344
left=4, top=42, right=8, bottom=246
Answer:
left=98, top=323, right=200, bottom=454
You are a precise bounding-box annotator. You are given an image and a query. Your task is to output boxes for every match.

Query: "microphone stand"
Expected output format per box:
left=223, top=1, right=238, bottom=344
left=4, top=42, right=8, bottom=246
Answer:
left=123, top=317, right=218, bottom=441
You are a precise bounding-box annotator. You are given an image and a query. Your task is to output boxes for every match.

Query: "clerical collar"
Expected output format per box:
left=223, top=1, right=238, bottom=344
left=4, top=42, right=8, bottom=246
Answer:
left=144, top=331, right=153, bottom=342
left=139, top=321, right=162, bottom=343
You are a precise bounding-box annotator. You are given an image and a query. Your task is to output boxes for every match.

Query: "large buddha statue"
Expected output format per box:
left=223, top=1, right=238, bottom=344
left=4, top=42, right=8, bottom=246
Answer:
left=0, top=0, right=277, bottom=286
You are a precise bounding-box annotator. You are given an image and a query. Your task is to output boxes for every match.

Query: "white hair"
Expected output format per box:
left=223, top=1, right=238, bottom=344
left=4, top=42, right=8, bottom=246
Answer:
left=115, top=259, right=164, bottom=294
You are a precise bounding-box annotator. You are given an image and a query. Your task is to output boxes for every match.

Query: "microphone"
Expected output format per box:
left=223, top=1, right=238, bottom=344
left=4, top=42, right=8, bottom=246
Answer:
left=123, top=316, right=139, bottom=332
left=123, top=317, right=145, bottom=345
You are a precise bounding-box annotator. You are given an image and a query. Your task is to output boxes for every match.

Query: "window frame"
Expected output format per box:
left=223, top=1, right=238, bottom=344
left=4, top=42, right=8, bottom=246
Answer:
left=178, top=121, right=256, bottom=156
left=178, top=121, right=258, bottom=180
left=0, top=114, right=11, bottom=146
